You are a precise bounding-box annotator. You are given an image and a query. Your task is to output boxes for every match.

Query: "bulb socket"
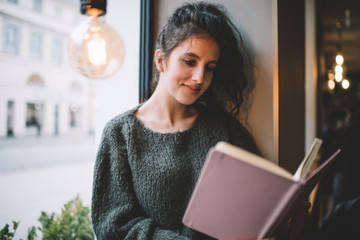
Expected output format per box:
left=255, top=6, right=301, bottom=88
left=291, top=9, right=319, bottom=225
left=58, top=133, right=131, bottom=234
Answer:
left=80, top=0, right=107, bottom=16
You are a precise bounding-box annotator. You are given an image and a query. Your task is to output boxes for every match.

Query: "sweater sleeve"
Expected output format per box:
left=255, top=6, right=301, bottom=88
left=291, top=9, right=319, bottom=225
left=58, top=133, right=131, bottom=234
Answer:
left=91, top=121, right=191, bottom=240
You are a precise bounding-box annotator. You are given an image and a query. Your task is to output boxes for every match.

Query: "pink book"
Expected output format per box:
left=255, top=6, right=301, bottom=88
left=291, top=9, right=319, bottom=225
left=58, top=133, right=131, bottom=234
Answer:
left=182, top=140, right=341, bottom=240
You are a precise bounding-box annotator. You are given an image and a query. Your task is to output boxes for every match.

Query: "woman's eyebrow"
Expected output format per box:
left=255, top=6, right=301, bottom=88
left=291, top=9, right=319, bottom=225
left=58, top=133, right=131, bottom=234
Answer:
left=183, top=52, right=218, bottom=64
left=183, top=52, right=200, bottom=59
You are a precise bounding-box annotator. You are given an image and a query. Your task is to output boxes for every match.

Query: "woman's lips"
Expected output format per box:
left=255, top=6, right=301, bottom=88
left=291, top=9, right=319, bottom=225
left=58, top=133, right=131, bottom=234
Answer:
left=183, top=84, right=201, bottom=94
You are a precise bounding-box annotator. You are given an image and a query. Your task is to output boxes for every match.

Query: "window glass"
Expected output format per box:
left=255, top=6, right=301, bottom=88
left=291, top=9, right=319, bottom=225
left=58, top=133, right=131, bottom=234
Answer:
left=7, top=0, right=18, bottom=4
left=0, top=1, right=139, bottom=239
left=30, top=31, right=43, bottom=59
left=33, top=0, right=42, bottom=13
left=27, top=74, right=45, bottom=86
left=52, top=38, right=63, bottom=64
left=55, top=6, right=62, bottom=19
left=0, top=1, right=97, bottom=238
left=25, top=102, right=43, bottom=136
left=3, top=23, right=19, bottom=55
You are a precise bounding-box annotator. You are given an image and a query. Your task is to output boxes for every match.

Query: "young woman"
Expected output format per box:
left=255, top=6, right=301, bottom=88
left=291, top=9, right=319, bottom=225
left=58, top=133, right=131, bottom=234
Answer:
left=91, top=2, right=263, bottom=239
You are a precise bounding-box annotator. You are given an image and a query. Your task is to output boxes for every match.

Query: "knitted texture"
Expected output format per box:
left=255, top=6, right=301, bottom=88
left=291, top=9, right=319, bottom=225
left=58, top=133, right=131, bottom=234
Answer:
left=91, top=105, right=260, bottom=240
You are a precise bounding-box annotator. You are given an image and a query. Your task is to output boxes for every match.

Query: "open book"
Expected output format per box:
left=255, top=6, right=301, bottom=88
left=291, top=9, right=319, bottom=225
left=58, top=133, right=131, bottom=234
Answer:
left=182, top=139, right=341, bottom=240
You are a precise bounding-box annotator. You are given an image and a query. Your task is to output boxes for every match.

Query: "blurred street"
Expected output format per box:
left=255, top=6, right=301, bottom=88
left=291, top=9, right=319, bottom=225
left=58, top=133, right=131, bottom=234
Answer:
left=0, top=133, right=96, bottom=239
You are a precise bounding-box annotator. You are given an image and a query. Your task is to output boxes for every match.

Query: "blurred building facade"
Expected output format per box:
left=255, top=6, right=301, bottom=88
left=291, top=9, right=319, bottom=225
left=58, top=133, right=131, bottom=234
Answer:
left=0, top=0, right=93, bottom=138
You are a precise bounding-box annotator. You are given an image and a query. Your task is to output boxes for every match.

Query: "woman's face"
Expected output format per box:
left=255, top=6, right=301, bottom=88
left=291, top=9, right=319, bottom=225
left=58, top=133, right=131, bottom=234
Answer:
left=156, top=35, right=220, bottom=106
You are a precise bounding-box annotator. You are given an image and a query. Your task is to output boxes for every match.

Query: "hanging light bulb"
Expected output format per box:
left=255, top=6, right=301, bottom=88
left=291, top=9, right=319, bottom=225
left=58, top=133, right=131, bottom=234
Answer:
left=335, top=54, right=344, bottom=65
left=335, top=72, right=342, bottom=82
left=335, top=65, right=343, bottom=74
left=68, top=0, right=125, bottom=79
left=341, top=79, right=350, bottom=90
left=328, top=79, right=335, bottom=90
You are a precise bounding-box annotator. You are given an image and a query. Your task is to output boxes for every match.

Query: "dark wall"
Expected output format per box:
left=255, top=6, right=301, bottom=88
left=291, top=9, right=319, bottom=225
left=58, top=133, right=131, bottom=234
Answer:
left=278, top=0, right=306, bottom=173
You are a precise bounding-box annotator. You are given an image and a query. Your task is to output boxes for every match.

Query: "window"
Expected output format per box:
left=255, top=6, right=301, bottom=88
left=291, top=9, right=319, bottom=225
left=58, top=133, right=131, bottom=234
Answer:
left=3, top=22, right=19, bottom=55
left=55, top=6, right=62, bottom=20
left=0, top=0, right=96, bottom=237
left=25, top=102, right=43, bottom=136
left=7, top=0, right=18, bottom=4
left=30, top=31, right=43, bottom=59
left=69, top=106, right=81, bottom=128
left=7, top=101, right=15, bottom=137
left=27, top=74, right=45, bottom=86
left=69, top=81, right=82, bottom=129
left=33, top=0, right=42, bottom=13
left=70, top=81, right=82, bottom=93
left=52, top=38, right=63, bottom=64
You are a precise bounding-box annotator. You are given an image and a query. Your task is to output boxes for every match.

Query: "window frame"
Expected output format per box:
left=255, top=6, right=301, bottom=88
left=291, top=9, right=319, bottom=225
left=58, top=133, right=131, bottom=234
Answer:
left=30, top=30, right=43, bottom=59
left=139, top=0, right=154, bottom=103
left=3, top=20, right=20, bottom=55
left=7, top=0, right=18, bottom=4
left=52, top=37, right=63, bottom=65
left=33, top=0, right=42, bottom=13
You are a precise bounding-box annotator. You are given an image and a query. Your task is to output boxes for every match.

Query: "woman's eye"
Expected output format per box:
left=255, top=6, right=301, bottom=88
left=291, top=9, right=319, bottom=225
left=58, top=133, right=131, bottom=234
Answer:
left=184, top=60, right=195, bottom=66
left=206, top=66, right=216, bottom=72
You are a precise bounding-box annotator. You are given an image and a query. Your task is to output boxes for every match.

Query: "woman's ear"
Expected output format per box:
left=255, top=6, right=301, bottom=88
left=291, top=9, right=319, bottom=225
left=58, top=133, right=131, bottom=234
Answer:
left=155, top=49, right=165, bottom=72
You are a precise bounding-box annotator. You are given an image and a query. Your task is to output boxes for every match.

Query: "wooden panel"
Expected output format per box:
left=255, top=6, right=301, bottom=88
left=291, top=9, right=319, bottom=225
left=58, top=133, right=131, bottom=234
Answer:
left=278, top=0, right=306, bottom=173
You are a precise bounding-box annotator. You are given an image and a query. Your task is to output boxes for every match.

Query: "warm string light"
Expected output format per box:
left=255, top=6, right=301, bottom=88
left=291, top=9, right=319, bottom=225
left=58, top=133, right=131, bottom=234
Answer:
left=342, top=79, right=350, bottom=89
left=334, top=54, right=344, bottom=83
left=335, top=65, right=343, bottom=74
left=334, top=65, right=343, bottom=82
left=327, top=20, right=351, bottom=91
left=328, top=79, right=335, bottom=90
left=335, top=54, right=344, bottom=65
left=327, top=60, right=350, bottom=91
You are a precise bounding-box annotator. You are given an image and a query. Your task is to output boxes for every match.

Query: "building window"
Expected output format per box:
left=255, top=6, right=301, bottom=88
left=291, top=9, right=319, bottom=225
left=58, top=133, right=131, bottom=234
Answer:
left=33, top=0, right=42, bottom=13
left=55, top=6, right=62, bottom=20
left=69, top=107, right=80, bottom=128
left=69, top=81, right=82, bottom=128
left=27, top=74, right=45, bottom=87
left=70, top=81, right=82, bottom=93
left=7, top=101, right=15, bottom=137
left=52, top=38, right=63, bottom=64
left=3, top=22, right=19, bottom=55
left=7, top=0, right=18, bottom=4
left=30, top=31, right=43, bottom=59
left=26, top=102, right=43, bottom=136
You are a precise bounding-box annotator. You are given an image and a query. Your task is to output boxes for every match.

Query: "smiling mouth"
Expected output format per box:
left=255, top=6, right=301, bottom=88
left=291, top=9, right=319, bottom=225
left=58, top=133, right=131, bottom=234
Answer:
left=183, top=84, right=201, bottom=94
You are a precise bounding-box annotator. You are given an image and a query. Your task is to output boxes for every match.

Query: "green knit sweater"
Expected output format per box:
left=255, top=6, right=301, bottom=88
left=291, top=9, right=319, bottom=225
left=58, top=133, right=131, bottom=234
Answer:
left=91, top=104, right=260, bottom=240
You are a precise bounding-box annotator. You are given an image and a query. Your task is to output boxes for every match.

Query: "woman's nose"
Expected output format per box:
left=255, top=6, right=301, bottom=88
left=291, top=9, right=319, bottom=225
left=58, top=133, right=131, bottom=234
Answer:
left=192, top=68, right=205, bottom=83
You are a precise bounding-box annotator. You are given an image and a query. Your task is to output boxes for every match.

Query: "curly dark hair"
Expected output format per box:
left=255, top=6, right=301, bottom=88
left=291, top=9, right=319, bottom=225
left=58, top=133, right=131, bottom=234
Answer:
left=152, top=1, right=251, bottom=117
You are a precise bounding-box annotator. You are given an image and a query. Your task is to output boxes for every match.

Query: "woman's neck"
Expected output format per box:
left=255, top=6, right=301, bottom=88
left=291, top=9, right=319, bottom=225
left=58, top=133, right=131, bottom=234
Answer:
left=135, top=89, right=198, bottom=133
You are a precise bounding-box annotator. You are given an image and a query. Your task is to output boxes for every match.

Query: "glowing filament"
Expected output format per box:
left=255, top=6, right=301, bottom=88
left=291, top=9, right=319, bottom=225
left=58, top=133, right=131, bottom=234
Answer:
left=87, top=37, right=107, bottom=66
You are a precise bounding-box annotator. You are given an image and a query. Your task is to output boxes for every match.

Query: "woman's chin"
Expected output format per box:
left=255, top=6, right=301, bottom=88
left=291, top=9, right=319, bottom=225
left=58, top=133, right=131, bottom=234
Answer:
left=175, top=95, right=199, bottom=106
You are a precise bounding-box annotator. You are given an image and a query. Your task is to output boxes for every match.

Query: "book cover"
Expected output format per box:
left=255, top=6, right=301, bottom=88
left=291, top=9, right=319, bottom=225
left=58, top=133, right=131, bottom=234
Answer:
left=182, top=141, right=341, bottom=240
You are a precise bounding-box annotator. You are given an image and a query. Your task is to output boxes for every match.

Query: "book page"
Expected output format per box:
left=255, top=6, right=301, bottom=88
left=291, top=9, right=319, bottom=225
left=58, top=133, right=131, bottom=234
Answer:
left=214, top=142, right=293, bottom=180
left=293, top=138, right=323, bottom=181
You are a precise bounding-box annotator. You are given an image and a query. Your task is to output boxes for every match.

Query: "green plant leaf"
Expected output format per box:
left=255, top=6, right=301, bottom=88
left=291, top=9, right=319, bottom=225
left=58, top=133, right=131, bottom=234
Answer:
left=37, top=196, right=94, bottom=240
left=1, top=196, right=94, bottom=240
left=26, top=226, right=37, bottom=240
left=11, top=222, right=18, bottom=232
